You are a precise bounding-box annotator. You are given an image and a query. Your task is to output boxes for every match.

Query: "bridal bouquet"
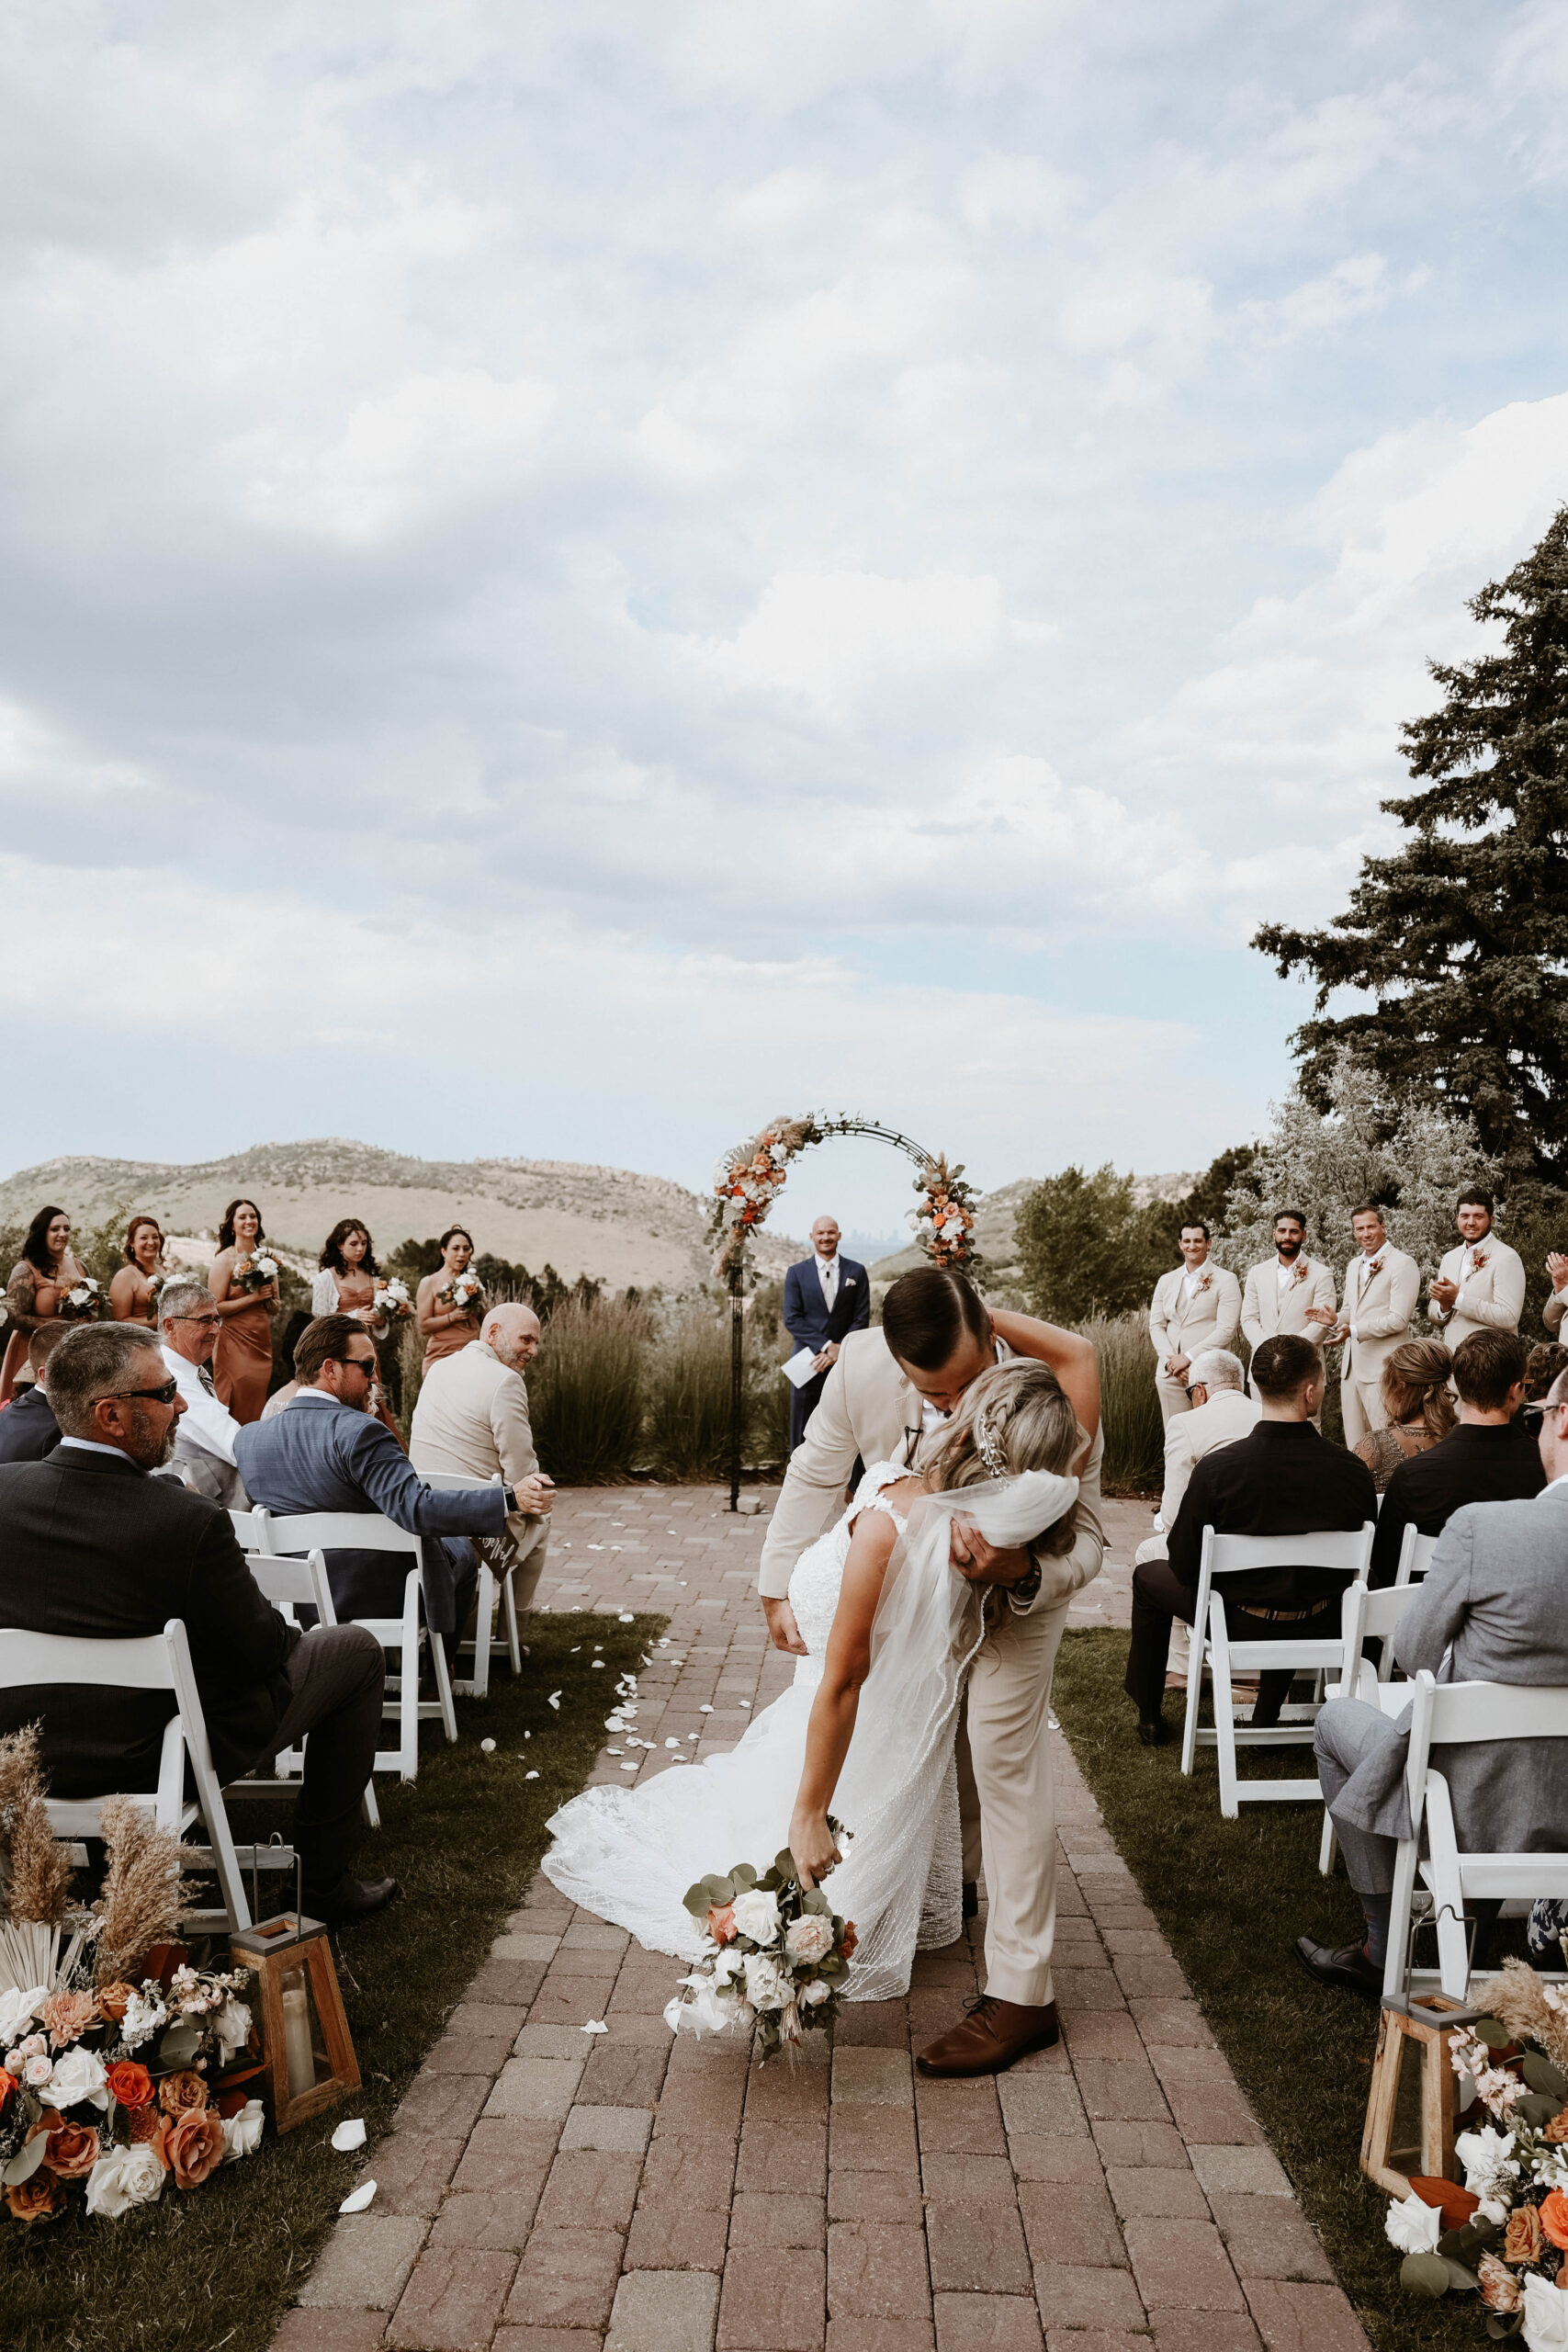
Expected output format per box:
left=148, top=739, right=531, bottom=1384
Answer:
left=235, top=1252, right=279, bottom=1296
left=56, top=1277, right=107, bottom=1324
left=664, top=1834, right=856, bottom=2063
left=375, top=1277, right=414, bottom=1321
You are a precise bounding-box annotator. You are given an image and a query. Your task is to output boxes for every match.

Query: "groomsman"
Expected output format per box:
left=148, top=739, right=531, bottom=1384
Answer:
left=782, top=1216, right=870, bottom=1449
left=1146, top=1221, right=1242, bottom=1424
left=1330, top=1204, right=1421, bottom=1448
left=1427, top=1190, right=1525, bottom=1352
left=1240, top=1211, right=1337, bottom=1361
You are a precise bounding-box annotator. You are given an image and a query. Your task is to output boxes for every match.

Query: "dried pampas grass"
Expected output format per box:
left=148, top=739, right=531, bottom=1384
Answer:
left=1472, top=1956, right=1568, bottom=2075
left=94, top=1796, right=208, bottom=1988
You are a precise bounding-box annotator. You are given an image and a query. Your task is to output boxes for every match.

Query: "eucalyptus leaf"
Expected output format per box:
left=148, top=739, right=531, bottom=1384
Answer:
left=1401, top=2252, right=1451, bottom=2298
left=2, top=2134, right=46, bottom=2188
left=1523, top=2052, right=1568, bottom=2099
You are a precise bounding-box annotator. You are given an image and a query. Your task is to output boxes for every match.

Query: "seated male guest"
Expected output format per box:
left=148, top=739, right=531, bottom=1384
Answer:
left=410, top=1302, right=556, bottom=1615
left=1124, top=1334, right=1375, bottom=1746
left=1134, top=1349, right=1258, bottom=1568
left=783, top=1216, right=870, bottom=1450
left=159, top=1277, right=249, bottom=1508
left=0, top=1323, right=393, bottom=1922
left=1369, top=1330, right=1541, bottom=1587
left=234, top=1315, right=512, bottom=1644
left=1302, top=1367, right=1568, bottom=1995
left=0, top=1322, right=67, bottom=1462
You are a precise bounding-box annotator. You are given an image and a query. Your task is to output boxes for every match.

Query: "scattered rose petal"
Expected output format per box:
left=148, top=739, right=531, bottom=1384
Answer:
left=339, top=2178, right=377, bottom=2212
left=331, top=2119, right=367, bottom=2152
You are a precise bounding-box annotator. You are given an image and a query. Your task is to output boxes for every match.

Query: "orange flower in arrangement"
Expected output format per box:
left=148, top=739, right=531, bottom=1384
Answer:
left=1540, top=2189, right=1568, bottom=2251
left=44, top=2117, right=100, bottom=2179
left=106, top=2060, right=154, bottom=2109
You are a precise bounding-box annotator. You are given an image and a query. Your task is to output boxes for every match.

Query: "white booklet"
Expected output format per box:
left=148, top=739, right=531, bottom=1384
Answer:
left=781, top=1347, right=821, bottom=1389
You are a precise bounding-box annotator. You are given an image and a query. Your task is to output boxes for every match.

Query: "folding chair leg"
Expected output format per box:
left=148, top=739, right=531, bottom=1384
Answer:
left=503, top=1569, right=521, bottom=1675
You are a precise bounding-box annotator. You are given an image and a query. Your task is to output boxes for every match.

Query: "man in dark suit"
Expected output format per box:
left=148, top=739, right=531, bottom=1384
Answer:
left=783, top=1216, right=871, bottom=1449
left=1369, top=1329, right=1542, bottom=1585
left=0, top=1322, right=65, bottom=1462
left=1124, top=1332, right=1377, bottom=1744
left=234, top=1314, right=513, bottom=1641
left=0, top=1321, right=394, bottom=1922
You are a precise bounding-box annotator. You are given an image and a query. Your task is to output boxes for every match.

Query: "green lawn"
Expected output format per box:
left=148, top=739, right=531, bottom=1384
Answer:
left=1054, top=1628, right=1519, bottom=2352
left=0, top=1610, right=664, bottom=2352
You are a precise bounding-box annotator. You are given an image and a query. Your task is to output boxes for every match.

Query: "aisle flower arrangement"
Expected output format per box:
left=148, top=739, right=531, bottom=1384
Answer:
left=710, top=1115, right=823, bottom=1280
left=0, top=1731, right=264, bottom=2229
left=907, top=1155, right=983, bottom=1272
left=665, top=1833, right=855, bottom=2062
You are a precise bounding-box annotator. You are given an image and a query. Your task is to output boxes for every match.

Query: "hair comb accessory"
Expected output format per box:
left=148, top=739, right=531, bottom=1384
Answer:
left=975, top=1403, right=1008, bottom=1478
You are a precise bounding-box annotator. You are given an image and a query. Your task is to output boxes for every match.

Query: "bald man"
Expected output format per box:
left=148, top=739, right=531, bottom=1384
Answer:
left=410, top=1302, right=554, bottom=1611
left=783, top=1216, right=871, bottom=1449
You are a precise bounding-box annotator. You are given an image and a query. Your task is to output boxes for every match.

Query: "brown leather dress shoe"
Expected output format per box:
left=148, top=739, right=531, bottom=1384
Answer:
left=916, top=1994, right=1059, bottom=2077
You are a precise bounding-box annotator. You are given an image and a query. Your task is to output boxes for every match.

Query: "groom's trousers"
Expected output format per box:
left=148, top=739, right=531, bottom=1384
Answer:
left=954, top=1594, right=1072, bottom=2010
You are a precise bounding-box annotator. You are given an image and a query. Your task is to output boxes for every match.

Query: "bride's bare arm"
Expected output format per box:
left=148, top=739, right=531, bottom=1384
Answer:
left=788, top=1508, right=899, bottom=1889
left=989, top=1307, right=1100, bottom=1450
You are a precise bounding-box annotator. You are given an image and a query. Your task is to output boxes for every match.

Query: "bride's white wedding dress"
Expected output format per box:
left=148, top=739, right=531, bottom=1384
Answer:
left=541, top=1460, right=1077, bottom=2001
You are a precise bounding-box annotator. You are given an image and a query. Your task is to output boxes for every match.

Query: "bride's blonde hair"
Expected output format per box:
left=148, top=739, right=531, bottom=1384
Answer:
left=922, top=1361, right=1083, bottom=1557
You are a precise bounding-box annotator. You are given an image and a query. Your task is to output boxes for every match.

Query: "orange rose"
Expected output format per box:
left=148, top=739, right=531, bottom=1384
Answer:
left=128, top=2108, right=168, bottom=2166
left=165, top=2105, right=225, bottom=2189
left=5, top=2172, right=62, bottom=2226
left=158, top=2069, right=209, bottom=2117
left=837, top=1921, right=858, bottom=1961
left=1506, top=2203, right=1546, bottom=2265
left=45, top=2118, right=99, bottom=2179
left=106, top=2061, right=152, bottom=2110
left=96, top=1982, right=137, bottom=2025
left=1540, top=2190, right=1568, bottom=2252
left=706, top=1904, right=737, bottom=1945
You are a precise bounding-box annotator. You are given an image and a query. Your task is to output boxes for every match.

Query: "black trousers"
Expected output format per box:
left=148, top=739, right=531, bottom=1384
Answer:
left=246, top=1623, right=385, bottom=1889
left=1123, top=1557, right=1334, bottom=1727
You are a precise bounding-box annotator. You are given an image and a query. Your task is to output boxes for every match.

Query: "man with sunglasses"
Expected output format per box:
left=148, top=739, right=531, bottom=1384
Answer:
left=159, top=1275, right=248, bottom=1505
left=0, top=1321, right=394, bottom=1924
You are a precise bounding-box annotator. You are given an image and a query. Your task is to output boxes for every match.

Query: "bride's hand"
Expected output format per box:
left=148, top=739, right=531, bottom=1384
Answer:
left=789, top=1808, right=841, bottom=1890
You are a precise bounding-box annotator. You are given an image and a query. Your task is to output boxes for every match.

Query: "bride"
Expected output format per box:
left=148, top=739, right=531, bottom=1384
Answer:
left=541, top=1351, right=1091, bottom=2000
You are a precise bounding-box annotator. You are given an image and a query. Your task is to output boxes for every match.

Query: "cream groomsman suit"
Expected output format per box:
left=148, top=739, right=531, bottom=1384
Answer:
left=1240, top=1252, right=1337, bottom=1354
left=1147, top=1261, right=1242, bottom=1424
left=758, top=1322, right=1104, bottom=2013
left=1337, top=1245, right=1421, bottom=1448
left=1427, top=1237, right=1527, bottom=1353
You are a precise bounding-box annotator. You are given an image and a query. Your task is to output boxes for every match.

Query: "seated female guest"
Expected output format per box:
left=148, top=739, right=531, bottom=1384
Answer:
left=1352, top=1338, right=1455, bottom=1493
left=209, top=1197, right=279, bottom=1426
left=108, top=1215, right=166, bottom=1325
left=416, top=1227, right=486, bottom=1374
left=2, top=1206, right=86, bottom=1403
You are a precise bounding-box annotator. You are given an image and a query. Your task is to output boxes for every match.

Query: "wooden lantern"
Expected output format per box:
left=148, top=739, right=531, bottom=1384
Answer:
left=1361, top=1993, right=1477, bottom=2197
left=231, top=1910, right=360, bottom=2133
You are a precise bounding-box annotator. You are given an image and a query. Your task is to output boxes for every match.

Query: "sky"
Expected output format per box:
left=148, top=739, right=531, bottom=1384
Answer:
left=5, top=2, right=1568, bottom=1236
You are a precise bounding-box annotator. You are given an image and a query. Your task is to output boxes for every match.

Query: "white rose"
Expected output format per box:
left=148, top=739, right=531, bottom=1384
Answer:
left=85, top=2141, right=166, bottom=2218
left=729, top=1889, right=781, bottom=1944
left=743, top=1953, right=790, bottom=2013
left=1523, top=2274, right=1568, bottom=2352
left=213, top=1998, right=252, bottom=2065
left=0, top=1987, right=46, bottom=2048
left=48, top=2044, right=109, bottom=2109
left=800, top=1977, right=831, bottom=2007
left=221, top=2098, right=265, bottom=2162
left=1384, top=2194, right=1443, bottom=2256
left=784, top=1915, right=836, bottom=1965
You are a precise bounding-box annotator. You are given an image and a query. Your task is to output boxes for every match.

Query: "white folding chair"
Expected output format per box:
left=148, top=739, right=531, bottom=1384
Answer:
left=0, top=1618, right=255, bottom=1932
left=1180, top=1522, right=1375, bottom=1818
left=1386, top=1671, right=1568, bottom=2000
left=247, top=1510, right=457, bottom=1781
left=1394, top=1526, right=1440, bottom=1586
left=418, top=1471, right=515, bottom=1698
left=233, top=1549, right=379, bottom=1830
left=1318, top=1580, right=1424, bottom=1875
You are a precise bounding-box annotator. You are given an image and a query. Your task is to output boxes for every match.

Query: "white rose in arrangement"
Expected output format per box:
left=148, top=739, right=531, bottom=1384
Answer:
left=47, top=2044, right=109, bottom=2110
left=85, top=2140, right=166, bottom=2218
left=743, top=1953, right=791, bottom=2013
left=1522, top=2273, right=1568, bottom=2352
left=221, top=2098, right=266, bottom=2162
left=729, top=1889, right=781, bottom=1944
left=1383, top=2193, right=1443, bottom=2256
left=213, top=1997, right=253, bottom=2065
left=0, top=1985, right=45, bottom=2047
left=784, top=1915, right=836, bottom=1965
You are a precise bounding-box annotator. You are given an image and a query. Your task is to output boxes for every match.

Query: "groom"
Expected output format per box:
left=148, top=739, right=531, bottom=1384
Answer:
left=758, top=1267, right=1105, bottom=2076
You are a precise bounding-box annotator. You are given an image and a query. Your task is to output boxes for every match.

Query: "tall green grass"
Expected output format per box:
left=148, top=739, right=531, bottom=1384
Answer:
left=1079, top=1309, right=1165, bottom=1491
left=530, top=1295, right=649, bottom=1483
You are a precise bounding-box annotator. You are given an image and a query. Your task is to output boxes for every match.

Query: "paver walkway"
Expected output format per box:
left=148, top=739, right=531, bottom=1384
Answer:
left=270, top=1484, right=1368, bottom=2352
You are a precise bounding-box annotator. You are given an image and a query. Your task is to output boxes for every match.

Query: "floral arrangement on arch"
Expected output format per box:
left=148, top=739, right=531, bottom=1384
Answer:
left=1383, top=1961, right=1568, bottom=2342
left=710, top=1115, right=823, bottom=1280
left=908, top=1156, right=983, bottom=1272
left=0, top=1729, right=263, bottom=2228
left=664, top=1834, right=855, bottom=2063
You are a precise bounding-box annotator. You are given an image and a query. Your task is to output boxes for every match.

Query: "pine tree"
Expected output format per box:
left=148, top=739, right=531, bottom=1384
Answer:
left=1254, top=506, right=1568, bottom=1180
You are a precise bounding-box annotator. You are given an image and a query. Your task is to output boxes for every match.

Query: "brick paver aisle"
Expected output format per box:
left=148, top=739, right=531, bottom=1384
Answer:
left=271, top=1487, right=1368, bottom=2352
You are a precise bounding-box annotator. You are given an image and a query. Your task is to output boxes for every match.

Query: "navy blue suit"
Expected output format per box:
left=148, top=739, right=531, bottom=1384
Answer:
left=234, top=1393, right=507, bottom=1635
left=782, top=1255, right=870, bottom=1448
left=0, top=1386, right=62, bottom=1463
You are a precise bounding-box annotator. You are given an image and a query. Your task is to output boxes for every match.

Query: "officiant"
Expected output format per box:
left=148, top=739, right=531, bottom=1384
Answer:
left=783, top=1216, right=870, bottom=1448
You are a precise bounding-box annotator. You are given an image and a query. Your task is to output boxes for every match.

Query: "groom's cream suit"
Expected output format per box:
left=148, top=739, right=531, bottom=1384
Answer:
left=758, top=1326, right=1105, bottom=2012
left=1427, top=1238, right=1527, bottom=1354
left=1337, top=1246, right=1420, bottom=1449
left=1146, top=1262, right=1243, bottom=1424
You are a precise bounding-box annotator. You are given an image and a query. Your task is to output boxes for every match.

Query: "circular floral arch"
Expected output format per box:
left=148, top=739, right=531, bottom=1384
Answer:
left=710, top=1113, right=983, bottom=1282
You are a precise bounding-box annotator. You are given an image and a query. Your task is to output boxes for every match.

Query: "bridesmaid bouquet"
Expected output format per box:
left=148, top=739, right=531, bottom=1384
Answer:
left=234, top=1254, right=278, bottom=1296
left=664, top=1832, right=856, bottom=2063
left=57, top=1278, right=107, bottom=1324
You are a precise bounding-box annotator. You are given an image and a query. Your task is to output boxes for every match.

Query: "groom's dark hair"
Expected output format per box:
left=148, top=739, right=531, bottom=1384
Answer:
left=882, top=1268, right=990, bottom=1371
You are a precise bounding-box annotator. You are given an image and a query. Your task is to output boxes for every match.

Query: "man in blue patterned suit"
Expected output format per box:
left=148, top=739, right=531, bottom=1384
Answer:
left=783, top=1216, right=871, bottom=1449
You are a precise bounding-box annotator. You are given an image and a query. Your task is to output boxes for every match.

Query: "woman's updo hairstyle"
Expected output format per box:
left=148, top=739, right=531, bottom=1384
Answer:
left=922, top=1361, right=1083, bottom=1557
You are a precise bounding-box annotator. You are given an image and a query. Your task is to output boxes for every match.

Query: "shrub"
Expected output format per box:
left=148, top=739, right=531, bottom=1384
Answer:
left=645, top=1308, right=733, bottom=1478
left=530, top=1295, right=649, bottom=1483
left=1080, top=1312, right=1165, bottom=1492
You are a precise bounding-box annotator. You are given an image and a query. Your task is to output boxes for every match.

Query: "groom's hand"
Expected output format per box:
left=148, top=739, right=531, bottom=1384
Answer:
left=763, top=1596, right=809, bottom=1655
left=949, top=1517, right=1031, bottom=1586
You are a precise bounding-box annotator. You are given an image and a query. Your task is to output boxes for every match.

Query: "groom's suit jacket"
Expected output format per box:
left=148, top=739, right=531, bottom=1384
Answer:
left=1147, top=1262, right=1241, bottom=1372
left=1427, top=1237, right=1526, bottom=1354
left=756, top=1325, right=1105, bottom=1613
left=1239, top=1255, right=1337, bottom=1353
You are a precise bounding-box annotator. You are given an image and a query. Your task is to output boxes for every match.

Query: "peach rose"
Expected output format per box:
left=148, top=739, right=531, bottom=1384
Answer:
left=1540, top=2190, right=1568, bottom=2252
left=45, top=2117, right=99, bottom=2179
left=158, top=2068, right=209, bottom=2117
left=706, top=1904, right=737, bottom=1945
left=5, top=2171, right=62, bottom=2225
left=166, top=2105, right=225, bottom=2189
left=1506, top=2202, right=1546, bottom=2264
left=127, top=2107, right=169, bottom=2165
left=106, top=2060, right=152, bottom=2110
left=96, top=1982, right=137, bottom=2025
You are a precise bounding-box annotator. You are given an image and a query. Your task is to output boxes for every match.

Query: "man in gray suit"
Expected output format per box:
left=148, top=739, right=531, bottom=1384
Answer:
left=1297, top=1367, right=1568, bottom=1994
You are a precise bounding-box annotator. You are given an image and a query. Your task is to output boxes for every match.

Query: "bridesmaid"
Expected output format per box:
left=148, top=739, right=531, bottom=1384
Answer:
left=108, top=1215, right=166, bottom=1326
left=416, top=1225, right=486, bottom=1374
left=312, top=1218, right=383, bottom=1329
left=209, top=1197, right=279, bottom=1425
left=2, top=1206, right=85, bottom=1402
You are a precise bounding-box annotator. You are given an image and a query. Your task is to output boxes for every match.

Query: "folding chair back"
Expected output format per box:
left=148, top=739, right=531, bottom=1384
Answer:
left=418, top=1470, right=511, bottom=1695
left=1394, top=1526, right=1440, bottom=1585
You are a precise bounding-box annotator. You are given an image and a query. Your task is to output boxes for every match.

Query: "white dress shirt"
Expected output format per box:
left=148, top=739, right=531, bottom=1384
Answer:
left=817, top=1254, right=840, bottom=1310
left=162, top=1343, right=243, bottom=1465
